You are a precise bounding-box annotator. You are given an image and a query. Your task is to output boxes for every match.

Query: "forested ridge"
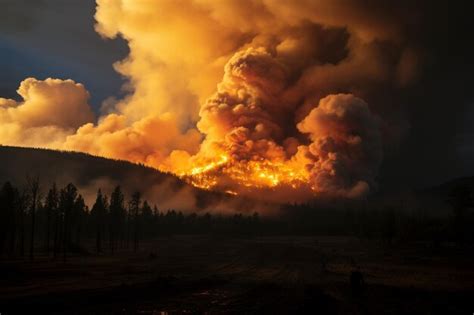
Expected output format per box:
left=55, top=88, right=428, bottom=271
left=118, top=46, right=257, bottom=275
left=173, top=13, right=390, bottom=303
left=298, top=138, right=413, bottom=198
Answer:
left=1, top=146, right=474, bottom=262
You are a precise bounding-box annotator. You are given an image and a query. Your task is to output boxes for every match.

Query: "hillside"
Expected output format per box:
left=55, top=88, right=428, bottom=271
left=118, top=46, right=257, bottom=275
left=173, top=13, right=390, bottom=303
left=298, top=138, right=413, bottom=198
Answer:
left=1, top=145, right=471, bottom=215
left=0, top=146, right=253, bottom=212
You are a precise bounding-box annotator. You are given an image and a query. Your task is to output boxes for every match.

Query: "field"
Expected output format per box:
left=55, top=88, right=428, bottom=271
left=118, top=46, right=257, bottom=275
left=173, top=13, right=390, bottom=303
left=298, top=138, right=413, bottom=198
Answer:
left=1, top=236, right=473, bottom=314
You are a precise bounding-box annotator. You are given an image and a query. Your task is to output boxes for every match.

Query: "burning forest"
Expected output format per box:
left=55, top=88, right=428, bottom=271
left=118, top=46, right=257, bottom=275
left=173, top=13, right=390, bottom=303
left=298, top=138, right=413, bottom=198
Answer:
left=1, top=1, right=474, bottom=314
left=0, top=0, right=424, bottom=202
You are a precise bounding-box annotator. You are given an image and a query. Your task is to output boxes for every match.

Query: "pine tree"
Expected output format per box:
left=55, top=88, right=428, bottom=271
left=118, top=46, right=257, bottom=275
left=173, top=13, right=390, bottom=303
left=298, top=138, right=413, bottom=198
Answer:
left=129, top=192, right=141, bottom=253
left=73, top=195, right=86, bottom=247
left=27, top=176, right=40, bottom=261
left=91, top=190, right=107, bottom=253
left=109, top=186, right=125, bottom=254
left=142, top=201, right=153, bottom=239
left=59, top=183, right=78, bottom=261
left=44, top=183, right=58, bottom=255
left=18, top=191, right=28, bottom=257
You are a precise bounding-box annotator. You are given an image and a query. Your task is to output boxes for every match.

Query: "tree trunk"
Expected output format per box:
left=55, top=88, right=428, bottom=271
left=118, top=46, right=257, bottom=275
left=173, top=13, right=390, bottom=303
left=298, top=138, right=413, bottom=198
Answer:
left=133, top=209, right=139, bottom=253
left=28, top=176, right=40, bottom=261
left=53, top=213, right=59, bottom=258
left=29, top=207, right=35, bottom=261
left=19, top=207, right=25, bottom=257
left=45, top=209, right=51, bottom=255
left=63, top=209, right=68, bottom=262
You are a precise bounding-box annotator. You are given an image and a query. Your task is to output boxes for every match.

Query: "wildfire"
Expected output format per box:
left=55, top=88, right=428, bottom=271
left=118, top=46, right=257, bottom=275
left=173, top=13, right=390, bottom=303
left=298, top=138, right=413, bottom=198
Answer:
left=181, top=155, right=311, bottom=194
left=189, top=155, right=229, bottom=176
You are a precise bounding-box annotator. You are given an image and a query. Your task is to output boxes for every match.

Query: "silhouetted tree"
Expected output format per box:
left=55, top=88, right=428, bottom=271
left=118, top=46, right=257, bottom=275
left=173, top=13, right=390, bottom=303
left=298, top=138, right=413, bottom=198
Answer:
left=3, top=175, right=467, bottom=258
left=44, top=183, right=58, bottom=255
left=27, top=175, right=40, bottom=261
left=126, top=199, right=132, bottom=249
left=152, top=205, right=160, bottom=237
left=109, top=186, right=125, bottom=254
left=73, top=195, right=86, bottom=247
left=91, top=189, right=107, bottom=253
left=141, top=201, right=153, bottom=239
left=17, top=190, right=28, bottom=257
left=129, top=192, right=141, bottom=253
left=59, top=183, right=78, bottom=261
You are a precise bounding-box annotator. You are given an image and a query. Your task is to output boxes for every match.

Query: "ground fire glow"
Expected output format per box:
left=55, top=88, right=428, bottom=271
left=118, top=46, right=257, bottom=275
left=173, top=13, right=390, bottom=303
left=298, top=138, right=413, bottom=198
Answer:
left=0, top=0, right=399, bottom=201
left=181, top=155, right=310, bottom=194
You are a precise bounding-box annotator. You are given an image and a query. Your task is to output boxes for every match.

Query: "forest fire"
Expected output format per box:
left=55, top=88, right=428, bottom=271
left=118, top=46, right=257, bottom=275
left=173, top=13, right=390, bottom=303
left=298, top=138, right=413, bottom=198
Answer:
left=2, top=1, right=474, bottom=314
left=0, top=0, right=400, bottom=201
left=182, top=156, right=310, bottom=194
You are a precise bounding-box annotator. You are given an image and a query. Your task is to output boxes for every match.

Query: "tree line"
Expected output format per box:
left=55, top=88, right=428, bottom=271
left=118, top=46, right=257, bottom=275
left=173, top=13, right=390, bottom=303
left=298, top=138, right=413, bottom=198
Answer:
left=1, top=179, right=473, bottom=261
left=280, top=184, right=474, bottom=246
left=0, top=179, right=263, bottom=260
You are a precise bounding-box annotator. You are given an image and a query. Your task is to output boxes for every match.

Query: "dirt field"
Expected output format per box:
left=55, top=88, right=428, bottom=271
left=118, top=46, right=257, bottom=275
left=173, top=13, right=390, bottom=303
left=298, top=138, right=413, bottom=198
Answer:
left=1, top=236, right=473, bottom=314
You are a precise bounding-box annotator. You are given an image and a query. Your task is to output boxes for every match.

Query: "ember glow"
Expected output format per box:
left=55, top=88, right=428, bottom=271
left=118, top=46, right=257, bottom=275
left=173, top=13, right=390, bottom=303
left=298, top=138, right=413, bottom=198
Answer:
left=183, top=156, right=310, bottom=192
left=0, top=0, right=424, bottom=202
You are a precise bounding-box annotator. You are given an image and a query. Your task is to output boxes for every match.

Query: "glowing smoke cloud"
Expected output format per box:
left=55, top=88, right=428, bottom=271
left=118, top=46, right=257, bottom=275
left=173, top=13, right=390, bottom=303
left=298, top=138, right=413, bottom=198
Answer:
left=0, top=0, right=422, bottom=202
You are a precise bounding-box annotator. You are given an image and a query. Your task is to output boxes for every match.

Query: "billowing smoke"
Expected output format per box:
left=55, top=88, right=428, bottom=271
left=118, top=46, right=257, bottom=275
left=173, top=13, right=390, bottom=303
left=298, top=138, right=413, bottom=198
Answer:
left=0, top=0, right=423, bottom=202
left=0, top=78, right=93, bottom=147
left=297, top=94, right=382, bottom=197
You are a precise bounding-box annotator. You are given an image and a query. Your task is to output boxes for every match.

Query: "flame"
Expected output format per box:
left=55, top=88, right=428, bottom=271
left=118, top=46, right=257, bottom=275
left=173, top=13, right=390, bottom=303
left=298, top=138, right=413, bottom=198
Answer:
left=0, top=2, right=387, bottom=202
left=189, top=154, right=229, bottom=176
left=180, top=154, right=311, bottom=194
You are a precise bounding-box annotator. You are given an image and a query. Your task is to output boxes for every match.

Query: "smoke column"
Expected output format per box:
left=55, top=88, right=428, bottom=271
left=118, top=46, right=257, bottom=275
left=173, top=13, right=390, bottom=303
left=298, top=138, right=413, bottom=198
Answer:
left=0, top=0, right=423, bottom=202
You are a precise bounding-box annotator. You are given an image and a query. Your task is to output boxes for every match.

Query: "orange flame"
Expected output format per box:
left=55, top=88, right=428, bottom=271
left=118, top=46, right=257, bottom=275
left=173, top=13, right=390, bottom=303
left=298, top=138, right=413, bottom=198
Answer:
left=181, top=154, right=311, bottom=195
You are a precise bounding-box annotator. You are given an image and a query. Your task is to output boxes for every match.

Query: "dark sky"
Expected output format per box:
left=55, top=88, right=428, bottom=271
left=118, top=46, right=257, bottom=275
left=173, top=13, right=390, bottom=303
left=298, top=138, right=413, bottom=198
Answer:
left=377, top=1, right=474, bottom=190
left=0, top=0, right=128, bottom=106
left=0, top=0, right=473, bottom=190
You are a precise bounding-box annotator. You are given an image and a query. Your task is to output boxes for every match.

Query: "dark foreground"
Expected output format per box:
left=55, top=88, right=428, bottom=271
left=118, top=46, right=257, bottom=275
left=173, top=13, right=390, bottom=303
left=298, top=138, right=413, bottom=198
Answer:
left=1, top=236, right=473, bottom=314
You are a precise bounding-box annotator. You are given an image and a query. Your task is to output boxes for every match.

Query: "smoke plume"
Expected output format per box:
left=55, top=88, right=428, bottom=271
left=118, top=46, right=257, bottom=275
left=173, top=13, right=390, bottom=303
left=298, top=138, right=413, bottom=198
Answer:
left=0, top=0, right=424, bottom=202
